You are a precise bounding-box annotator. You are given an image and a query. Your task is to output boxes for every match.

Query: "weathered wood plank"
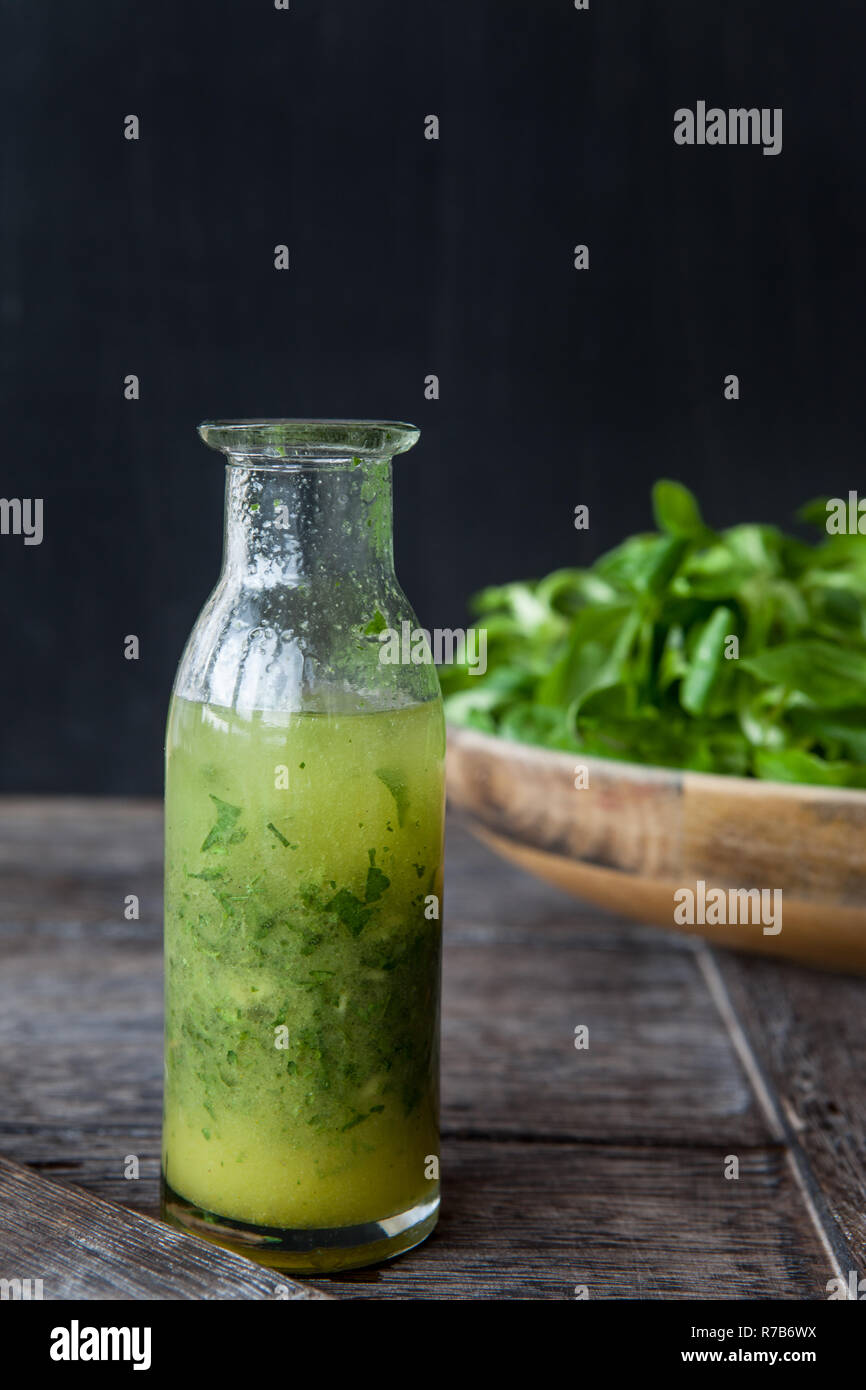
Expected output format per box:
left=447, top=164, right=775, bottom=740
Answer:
left=0, top=1134, right=162, bottom=1217
left=443, top=931, right=769, bottom=1144
left=0, top=797, right=859, bottom=1298
left=0, top=1156, right=331, bottom=1300
left=0, top=828, right=773, bottom=1158
left=323, top=1139, right=832, bottom=1300
left=442, top=823, right=771, bottom=1144
left=712, top=947, right=866, bottom=1273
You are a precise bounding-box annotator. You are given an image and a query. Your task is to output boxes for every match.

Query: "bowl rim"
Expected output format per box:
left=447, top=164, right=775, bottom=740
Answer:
left=445, top=722, right=866, bottom=804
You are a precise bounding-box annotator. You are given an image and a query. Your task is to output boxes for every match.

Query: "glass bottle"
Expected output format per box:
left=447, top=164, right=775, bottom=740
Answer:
left=161, top=420, right=444, bottom=1272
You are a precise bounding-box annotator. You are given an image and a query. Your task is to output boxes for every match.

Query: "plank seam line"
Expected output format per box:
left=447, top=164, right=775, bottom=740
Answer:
left=697, top=945, right=855, bottom=1297
left=440, top=1128, right=788, bottom=1153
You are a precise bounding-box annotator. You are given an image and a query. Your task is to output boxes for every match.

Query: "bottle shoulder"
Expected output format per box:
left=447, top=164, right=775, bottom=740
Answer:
left=172, top=576, right=442, bottom=713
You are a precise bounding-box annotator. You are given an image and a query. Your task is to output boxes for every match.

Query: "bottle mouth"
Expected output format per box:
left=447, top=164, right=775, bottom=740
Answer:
left=198, top=419, right=420, bottom=464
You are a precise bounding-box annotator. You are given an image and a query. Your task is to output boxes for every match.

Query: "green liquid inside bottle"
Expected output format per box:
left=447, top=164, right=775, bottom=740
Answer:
left=162, top=694, right=444, bottom=1234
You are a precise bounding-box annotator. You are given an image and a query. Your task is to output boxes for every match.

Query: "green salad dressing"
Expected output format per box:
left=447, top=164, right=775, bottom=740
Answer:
left=162, top=694, right=444, bottom=1231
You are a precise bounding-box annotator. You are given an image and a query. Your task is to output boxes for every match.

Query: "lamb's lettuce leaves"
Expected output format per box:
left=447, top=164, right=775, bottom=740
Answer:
left=441, top=481, right=866, bottom=786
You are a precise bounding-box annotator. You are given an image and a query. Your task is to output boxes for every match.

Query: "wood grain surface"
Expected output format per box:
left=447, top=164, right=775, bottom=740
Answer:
left=1, top=797, right=864, bottom=1299
left=0, top=1156, right=330, bottom=1300
left=446, top=725, right=866, bottom=971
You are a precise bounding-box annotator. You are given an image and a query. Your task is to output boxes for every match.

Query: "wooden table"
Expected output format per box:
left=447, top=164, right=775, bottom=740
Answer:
left=1, top=797, right=864, bottom=1299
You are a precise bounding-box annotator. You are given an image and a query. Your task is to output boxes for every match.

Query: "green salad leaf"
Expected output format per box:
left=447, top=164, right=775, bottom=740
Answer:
left=440, top=481, right=866, bottom=785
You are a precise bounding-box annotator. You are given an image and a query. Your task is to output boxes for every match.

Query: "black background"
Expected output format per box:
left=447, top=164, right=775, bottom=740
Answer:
left=1, top=0, right=863, bottom=793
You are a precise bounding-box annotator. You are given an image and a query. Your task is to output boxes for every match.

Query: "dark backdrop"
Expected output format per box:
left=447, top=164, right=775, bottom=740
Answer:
left=1, top=0, right=863, bottom=793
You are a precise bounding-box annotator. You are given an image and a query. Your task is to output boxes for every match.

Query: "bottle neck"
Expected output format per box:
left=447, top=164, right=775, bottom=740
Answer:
left=222, top=460, right=395, bottom=587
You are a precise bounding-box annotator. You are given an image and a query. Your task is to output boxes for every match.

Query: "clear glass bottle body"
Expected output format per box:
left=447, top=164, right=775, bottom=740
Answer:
left=161, top=422, right=444, bottom=1272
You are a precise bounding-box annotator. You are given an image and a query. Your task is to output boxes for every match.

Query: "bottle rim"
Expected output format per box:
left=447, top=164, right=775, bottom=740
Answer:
left=198, top=419, right=420, bottom=463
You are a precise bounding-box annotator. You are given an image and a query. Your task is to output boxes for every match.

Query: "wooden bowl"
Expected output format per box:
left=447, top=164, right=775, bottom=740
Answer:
left=446, top=724, right=866, bottom=973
